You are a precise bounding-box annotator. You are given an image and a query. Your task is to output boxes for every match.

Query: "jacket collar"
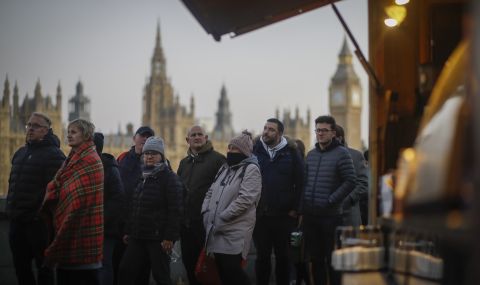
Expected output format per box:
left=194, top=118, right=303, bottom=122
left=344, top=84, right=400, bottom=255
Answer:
left=187, top=140, right=213, bottom=160
left=315, top=138, right=341, bottom=153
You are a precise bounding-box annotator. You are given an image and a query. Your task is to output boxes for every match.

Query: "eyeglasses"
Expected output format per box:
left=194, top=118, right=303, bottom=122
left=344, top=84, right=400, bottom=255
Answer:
left=25, top=123, right=48, bottom=130
left=314, top=128, right=333, bottom=134
left=144, top=151, right=161, bottom=156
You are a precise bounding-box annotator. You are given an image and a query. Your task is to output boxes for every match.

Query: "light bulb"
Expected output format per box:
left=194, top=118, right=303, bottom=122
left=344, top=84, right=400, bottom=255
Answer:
left=384, top=18, right=398, bottom=27
left=395, top=0, right=410, bottom=5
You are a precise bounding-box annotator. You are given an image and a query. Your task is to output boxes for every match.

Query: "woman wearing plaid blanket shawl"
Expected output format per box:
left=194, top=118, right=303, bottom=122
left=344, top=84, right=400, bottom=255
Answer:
left=42, top=119, right=104, bottom=285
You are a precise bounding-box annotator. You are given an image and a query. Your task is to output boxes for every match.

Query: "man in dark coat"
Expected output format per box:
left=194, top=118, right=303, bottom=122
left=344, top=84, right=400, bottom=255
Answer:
left=252, top=118, right=304, bottom=285
left=334, top=125, right=369, bottom=227
left=301, top=115, right=355, bottom=285
left=94, top=132, right=125, bottom=285
left=177, top=125, right=225, bottom=285
left=6, top=112, right=65, bottom=285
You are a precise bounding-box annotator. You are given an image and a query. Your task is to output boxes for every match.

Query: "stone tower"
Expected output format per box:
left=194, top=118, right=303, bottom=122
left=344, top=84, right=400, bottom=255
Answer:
left=68, top=81, right=91, bottom=122
left=276, top=107, right=311, bottom=151
left=142, top=23, right=194, bottom=170
left=212, top=84, right=235, bottom=141
left=329, top=38, right=362, bottom=149
left=0, top=77, right=63, bottom=196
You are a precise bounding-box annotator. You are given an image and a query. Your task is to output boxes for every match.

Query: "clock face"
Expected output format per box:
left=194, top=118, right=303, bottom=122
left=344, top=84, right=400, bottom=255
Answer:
left=331, top=90, right=346, bottom=106
left=351, top=90, right=361, bottom=107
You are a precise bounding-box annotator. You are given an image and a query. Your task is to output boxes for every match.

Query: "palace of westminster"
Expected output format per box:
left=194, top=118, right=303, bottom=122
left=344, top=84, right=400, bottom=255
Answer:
left=0, top=25, right=363, bottom=197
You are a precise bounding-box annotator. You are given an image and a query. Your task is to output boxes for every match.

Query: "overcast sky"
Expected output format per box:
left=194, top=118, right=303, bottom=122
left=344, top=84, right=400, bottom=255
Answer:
left=0, top=0, right=368, bottom=145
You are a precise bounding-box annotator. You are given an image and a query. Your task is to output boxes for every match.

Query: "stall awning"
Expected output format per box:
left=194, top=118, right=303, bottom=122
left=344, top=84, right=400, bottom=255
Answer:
left=180, top=0, right=341, bottom=41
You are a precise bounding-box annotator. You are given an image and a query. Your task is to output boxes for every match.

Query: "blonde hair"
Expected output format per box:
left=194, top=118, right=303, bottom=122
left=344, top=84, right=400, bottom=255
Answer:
left=68, top=119, right=95, bottom=141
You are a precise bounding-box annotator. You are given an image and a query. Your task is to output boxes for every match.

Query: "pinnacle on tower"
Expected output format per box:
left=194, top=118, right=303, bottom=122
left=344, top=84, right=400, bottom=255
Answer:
left=2, top=75, right=10, bottom=107
left=34, top=79, right=42, bottom=100
left=338, top=36, right=353, bottom=65
left=153, top=21, right=165, bottom=63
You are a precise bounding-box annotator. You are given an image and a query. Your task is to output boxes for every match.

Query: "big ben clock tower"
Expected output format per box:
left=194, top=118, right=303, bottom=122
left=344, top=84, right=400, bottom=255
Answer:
left=329, top=38, right=362, bottom=149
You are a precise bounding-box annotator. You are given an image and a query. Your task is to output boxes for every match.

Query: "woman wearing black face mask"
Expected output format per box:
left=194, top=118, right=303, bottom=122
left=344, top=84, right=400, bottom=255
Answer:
left=201, top=131, right=262, bottom=285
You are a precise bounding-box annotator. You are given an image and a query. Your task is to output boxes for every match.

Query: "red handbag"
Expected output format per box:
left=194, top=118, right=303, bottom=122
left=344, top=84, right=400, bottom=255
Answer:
left=195, top=248, right=221, bottom=285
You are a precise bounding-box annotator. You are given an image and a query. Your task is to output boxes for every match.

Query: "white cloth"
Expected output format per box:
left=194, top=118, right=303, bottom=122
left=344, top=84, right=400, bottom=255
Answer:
left=260, top=136, right=288, bottom=159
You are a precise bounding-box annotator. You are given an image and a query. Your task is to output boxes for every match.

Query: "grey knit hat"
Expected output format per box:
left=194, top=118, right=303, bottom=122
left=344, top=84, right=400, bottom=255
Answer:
left=142, top=136, right=165, bottom=156
left=229, top=130, right=253, bottom=157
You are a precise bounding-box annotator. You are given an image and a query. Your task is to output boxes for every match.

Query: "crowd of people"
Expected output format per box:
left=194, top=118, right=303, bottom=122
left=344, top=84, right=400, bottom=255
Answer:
left=6, top=112, right=368, bottom=285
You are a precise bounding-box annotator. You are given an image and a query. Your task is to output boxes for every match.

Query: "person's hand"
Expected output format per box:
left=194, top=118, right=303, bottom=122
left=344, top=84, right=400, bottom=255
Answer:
left=161, top=240, right=173, bottom=253
left=122, top=235, right=129, bottom=245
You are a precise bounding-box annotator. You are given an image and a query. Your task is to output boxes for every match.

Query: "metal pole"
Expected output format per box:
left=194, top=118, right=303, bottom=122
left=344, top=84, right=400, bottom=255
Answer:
left=331, top=2, right=382, bottom=91
left=331, top=2, right=383, bottom=225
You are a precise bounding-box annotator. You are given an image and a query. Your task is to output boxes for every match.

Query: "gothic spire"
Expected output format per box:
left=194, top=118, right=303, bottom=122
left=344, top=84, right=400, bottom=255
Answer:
left=13, top=81, right=19, bottom=111
left=3, top=75, right=10, bottom=107
left=152, top=21, right=165, bottom=63
left=34, top=79, right=42, bottom=100
left=331, top=37, right=359, bottom=83
left=76, top=80, right=84, bottom=95
left=338, top=37, right=353, bottom=65
left=56, top=81, right=62, bottom=112
left=213, top=84, right=235, bottom=141
left=190, top=94, right=195, bottom=115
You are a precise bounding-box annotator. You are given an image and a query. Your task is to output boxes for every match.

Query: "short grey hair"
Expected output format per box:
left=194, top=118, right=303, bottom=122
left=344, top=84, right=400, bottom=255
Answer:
left=30, top=112, right=52, bottom=128
left=68, top=119, right=95, bottom=141
left=186, top=125, right=206, bottom=137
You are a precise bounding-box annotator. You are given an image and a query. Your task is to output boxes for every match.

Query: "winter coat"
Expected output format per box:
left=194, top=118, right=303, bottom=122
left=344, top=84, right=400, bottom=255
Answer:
left=6, top=131, right=65, bottom=222
left=342, top=147, right=368, bottom=227
left=302, top=139, right=356, bottom=216
left=126, top=164, right=183, bottom=241
left=177, top=140, right=226, bottom=227
left=118, top=146, right=143, bottom=201
left=202, top=157, right=262, bottom=258
left=102, top=153, right=125, bottom=238
left=42, top=140, right=104, bottom=266
left=253, top=138, right=304, bottom=216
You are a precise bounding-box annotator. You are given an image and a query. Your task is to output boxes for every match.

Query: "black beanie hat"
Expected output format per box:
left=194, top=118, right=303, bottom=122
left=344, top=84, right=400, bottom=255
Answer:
left=93, top=132, right=104, bottom=155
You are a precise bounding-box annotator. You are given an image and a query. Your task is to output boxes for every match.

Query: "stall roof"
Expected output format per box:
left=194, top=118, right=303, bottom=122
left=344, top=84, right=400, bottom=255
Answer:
left=180, top=0, right=341, bottom=41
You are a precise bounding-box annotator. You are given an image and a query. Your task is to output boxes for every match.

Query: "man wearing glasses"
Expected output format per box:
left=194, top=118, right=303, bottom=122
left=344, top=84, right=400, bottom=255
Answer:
left=301, top=115, right=355, bottom=285
left=6, top=112, right=65, bottom=285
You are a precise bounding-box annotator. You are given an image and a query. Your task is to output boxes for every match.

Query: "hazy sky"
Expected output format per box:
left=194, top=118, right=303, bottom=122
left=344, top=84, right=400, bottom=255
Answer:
left=0, top=0, right=368, bottom=144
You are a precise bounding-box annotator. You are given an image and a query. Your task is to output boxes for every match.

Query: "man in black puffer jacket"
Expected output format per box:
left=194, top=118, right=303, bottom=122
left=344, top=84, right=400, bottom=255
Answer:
left=253, top=118, right=304, bottom=285
left=7, top=112, right=65, bottom=285
left=301, top=115, right=355, bottom=285
left=94, top=133, right=125, bottom=285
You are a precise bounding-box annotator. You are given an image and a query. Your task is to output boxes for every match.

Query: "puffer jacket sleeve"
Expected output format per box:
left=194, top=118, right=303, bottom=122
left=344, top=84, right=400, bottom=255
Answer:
left=219, top=164, right=262, bottom=222
left=327, top=149, right=356, bottom=205
left=43, top=148, right=66, bottom=187
left=164, top=172, right=183, bottom=241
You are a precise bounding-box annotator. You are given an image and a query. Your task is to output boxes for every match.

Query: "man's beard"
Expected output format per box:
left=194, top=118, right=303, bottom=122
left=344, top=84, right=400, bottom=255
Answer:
left=262, top=135, right=275, bottom=146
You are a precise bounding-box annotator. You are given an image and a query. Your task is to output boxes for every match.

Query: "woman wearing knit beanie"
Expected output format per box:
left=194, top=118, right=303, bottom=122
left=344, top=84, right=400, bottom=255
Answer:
left=118, top=136, right=183, bottom=285
left=201, top=131, right=262, bottom=285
